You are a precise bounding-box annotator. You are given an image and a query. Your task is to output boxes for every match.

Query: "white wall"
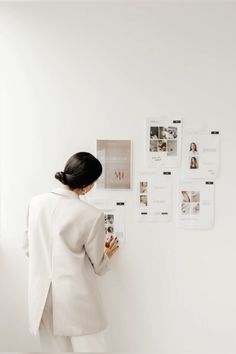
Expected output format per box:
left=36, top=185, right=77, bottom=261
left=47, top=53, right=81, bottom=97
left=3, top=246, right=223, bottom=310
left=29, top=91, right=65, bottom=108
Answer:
left=0, top=1, right=236, bottom=352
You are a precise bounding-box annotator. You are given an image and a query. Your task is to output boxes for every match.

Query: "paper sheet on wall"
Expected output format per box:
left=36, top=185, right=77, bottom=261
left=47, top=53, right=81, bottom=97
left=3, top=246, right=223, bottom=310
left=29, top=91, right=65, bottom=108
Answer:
left=146, top=118, right=182, bottom=168
left=182, top=130, right=220, bottom=179
left=96, top=140, right=132, bottom=190
left=178, top=179, right=215, bottom=230
left=138, top=171, right=172, bottom=222
left=88, top=199, right=126, bottom=245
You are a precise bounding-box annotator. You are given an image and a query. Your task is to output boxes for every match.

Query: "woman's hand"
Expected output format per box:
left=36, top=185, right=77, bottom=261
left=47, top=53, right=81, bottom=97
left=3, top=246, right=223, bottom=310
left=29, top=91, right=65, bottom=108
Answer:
left=104, top=235, right=119, bottom=258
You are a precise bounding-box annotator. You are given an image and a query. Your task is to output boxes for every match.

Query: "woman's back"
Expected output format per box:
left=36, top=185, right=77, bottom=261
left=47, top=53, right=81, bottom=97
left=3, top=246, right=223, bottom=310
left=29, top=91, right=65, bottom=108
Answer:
left=24, top=187, right=109, bottom=336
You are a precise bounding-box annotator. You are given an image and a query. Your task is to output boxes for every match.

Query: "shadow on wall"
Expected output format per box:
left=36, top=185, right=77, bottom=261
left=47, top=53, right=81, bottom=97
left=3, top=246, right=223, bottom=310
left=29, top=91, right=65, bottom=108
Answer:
left=0, top=247, right=40, bottom=351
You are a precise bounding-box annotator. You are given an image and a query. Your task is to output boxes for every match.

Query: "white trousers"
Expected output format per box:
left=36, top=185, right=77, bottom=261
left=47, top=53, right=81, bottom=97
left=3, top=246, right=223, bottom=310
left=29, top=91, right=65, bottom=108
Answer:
left=39, top=286, right=106, bottom=352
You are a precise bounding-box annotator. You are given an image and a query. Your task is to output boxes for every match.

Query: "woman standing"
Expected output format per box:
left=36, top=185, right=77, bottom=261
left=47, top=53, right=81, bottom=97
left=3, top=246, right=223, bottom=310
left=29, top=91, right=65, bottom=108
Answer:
left=23, top=152, right=119, bottom=352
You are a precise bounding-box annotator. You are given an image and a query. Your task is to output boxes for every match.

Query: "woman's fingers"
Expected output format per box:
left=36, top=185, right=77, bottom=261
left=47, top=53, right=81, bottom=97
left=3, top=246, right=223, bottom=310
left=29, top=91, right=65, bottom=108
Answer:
left=109, top=237, right=118, bottom=248
left=111, top=246, right=119, bottom=255
left=105, top=236, right=119, bottom=247
left=107, top=235, right=114, bottom=243
left=110, top=241, right=119, bottom=254
left=109, top=245, right=119, bottom=257
left=111, top=239, right=119, bottom=249
left=105, top=235, right=112, bottom=247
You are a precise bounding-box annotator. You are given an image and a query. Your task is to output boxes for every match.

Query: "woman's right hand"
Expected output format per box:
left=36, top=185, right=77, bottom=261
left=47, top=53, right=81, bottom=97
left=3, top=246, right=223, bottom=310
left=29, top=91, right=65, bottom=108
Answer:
left=104, top=235, right=119, bottom=258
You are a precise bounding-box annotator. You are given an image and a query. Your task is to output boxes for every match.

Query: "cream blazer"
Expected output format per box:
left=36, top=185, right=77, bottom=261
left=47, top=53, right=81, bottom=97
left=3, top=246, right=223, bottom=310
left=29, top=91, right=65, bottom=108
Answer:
left=23, top=187, right=110, bottom=336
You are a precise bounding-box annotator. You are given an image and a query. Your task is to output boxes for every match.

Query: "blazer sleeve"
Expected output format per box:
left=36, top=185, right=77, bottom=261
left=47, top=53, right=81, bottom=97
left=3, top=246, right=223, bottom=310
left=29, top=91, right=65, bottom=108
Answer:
left=84, top=211, right=110, bottom=276
left=22, top=206, right=29, bottom=257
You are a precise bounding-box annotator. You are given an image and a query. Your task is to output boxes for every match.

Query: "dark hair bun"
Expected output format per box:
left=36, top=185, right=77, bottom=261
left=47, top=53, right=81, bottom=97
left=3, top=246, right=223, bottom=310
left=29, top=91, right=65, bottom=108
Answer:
left=55, top=171, right=66, bottom=184
left=55, top=152, right=103, bottom=189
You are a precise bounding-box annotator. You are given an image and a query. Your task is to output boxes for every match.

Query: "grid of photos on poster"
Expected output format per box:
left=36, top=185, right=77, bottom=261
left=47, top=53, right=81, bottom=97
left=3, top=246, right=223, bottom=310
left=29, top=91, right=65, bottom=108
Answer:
left=181, top=191, right=200, bottom=216
left=104, top=213, right=115, bottom=238
left=146, top=119, right=182, bottom=168
left=189, top=142, right=199, bottom=170
left=149, top=126, right=178, bottom=156
left=139, top=181, right=148, bottom=209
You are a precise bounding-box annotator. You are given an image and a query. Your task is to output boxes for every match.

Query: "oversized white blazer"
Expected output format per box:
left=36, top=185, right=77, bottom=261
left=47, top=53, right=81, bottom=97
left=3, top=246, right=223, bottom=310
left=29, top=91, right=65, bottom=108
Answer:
left=23, top=187, right=110, bottom=336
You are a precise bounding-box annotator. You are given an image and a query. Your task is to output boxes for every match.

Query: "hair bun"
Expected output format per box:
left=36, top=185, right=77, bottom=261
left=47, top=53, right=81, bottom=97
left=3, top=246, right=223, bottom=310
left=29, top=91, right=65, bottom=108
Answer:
left=55, top=171, right=66, bottom=184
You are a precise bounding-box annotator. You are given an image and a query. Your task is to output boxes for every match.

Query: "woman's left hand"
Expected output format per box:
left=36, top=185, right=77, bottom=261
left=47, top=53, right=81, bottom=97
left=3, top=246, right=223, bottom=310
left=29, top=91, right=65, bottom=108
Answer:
left=104, top=235, right=119, bottom=258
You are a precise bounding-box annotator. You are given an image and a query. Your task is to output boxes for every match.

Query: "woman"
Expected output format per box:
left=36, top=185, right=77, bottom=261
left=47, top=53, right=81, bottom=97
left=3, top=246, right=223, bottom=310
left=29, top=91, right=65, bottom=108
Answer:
left=189, top=142, right=198, bottom=154
left=190, top=156, right=198, bottom=169
left=23, top=152, right=119, bottom=352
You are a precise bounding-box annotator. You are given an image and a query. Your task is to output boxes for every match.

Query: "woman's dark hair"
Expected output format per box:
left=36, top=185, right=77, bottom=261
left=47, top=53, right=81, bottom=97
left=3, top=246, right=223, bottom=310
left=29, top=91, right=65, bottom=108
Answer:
left=55, top=152, right=102, bottom=190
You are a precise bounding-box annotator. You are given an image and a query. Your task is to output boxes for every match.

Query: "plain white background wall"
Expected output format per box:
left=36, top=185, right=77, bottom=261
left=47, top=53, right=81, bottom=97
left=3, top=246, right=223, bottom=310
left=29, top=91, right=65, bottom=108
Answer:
left=0, top=1, right=236, bottom=352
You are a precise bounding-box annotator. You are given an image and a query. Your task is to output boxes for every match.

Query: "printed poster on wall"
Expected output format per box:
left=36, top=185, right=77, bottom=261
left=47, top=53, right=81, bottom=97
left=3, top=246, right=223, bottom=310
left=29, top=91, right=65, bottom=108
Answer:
left=138, top=171, right=172, bottom=222
left=182, top=130, right=220, bottom=179
left=97, top=140, right=132, bottom=190
left=178, top=179, right=215, bottom=230
left=88, top=199, right=126, bottom=245
left=146, top=118, right=182, bottom=168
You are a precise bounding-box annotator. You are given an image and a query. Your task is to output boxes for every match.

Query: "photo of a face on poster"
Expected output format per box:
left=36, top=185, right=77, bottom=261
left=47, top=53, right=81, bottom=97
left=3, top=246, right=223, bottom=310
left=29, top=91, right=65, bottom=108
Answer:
left=97, top=140, right=132, bottom=190
left=189, top=142, right=198, bottom=155
left=189, top=156, right=199, bottom=169
left=146, top=119, right=182, bottom=168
